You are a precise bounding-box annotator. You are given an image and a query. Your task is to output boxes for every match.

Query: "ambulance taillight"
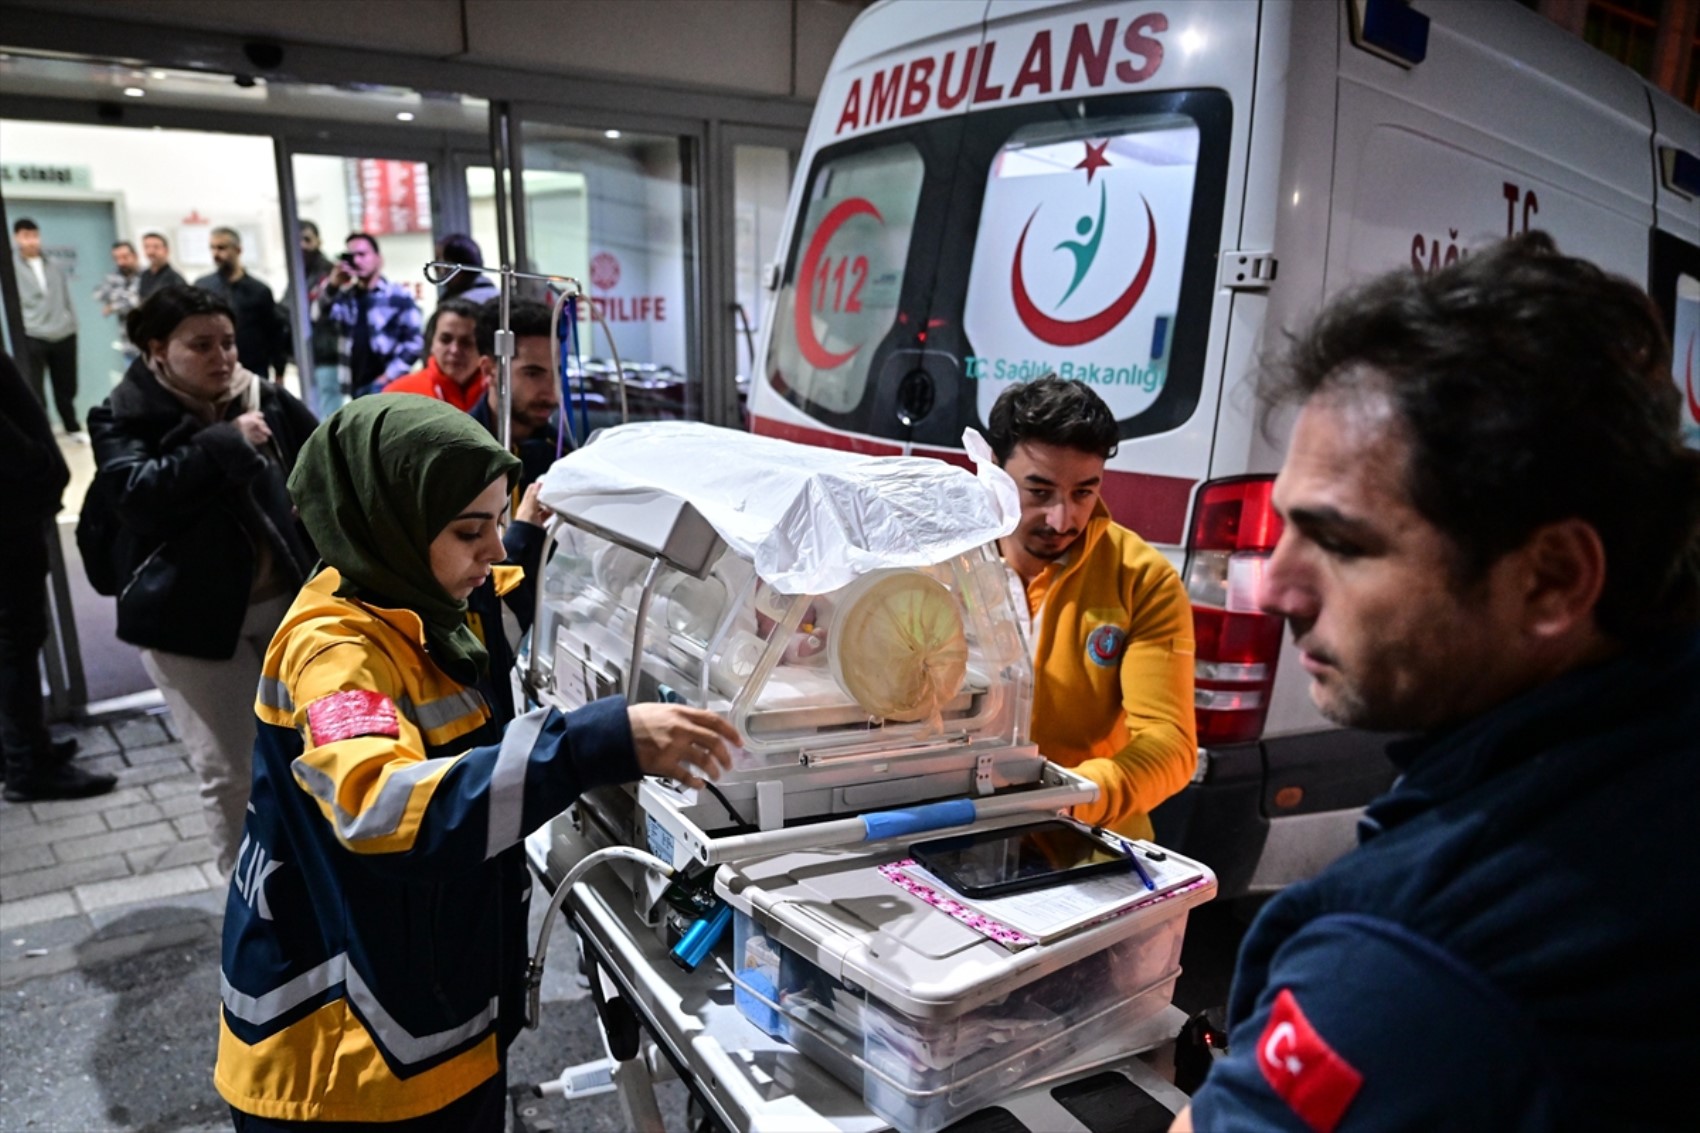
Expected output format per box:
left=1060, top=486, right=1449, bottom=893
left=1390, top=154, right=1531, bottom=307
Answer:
left=1184, top=477, right=1285, bottom=746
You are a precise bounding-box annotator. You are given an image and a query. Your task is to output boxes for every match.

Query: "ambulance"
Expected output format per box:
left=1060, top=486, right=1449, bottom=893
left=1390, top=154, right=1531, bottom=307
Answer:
left=746, top=0, right=1700, bottom=895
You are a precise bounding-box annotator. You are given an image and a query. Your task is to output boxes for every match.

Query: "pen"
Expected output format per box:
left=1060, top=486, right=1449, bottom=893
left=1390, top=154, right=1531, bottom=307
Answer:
left=1128, top=848, right=1156, bottom=891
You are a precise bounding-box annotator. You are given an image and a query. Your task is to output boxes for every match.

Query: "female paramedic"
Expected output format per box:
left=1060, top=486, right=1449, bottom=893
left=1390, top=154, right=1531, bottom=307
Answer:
left=214, top=396, right=737, bottom=1130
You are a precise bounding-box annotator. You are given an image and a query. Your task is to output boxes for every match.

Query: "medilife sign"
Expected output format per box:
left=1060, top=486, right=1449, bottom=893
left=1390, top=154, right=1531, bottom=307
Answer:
left=834, top=14, right=1168, bottom=137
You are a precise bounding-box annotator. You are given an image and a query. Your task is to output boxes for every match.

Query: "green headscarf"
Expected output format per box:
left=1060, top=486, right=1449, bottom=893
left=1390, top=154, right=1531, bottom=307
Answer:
left=289, top=396, right=521, bottom=682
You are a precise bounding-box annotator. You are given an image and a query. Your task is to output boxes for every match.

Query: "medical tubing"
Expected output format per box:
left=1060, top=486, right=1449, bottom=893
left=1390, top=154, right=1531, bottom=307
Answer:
left=526, top=844, right=675, bottom=1030
left=567, top=295, right=590, bottom=440
left=589, top=296, right=630, bottom=424
left=547, top=286, right=579, bottom=452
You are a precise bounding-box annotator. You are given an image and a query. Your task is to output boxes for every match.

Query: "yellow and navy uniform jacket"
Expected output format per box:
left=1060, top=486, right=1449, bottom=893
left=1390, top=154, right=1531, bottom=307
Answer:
left=1022, top=502, right=1197, bottom=841
left=215, top=567, right=636, bottom=1123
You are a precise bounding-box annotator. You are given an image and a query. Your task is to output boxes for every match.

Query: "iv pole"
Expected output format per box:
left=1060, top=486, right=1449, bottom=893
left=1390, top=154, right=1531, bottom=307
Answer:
left=423, top=261, right=582, bottom=453
left=422, top=261, right=631, bottom=449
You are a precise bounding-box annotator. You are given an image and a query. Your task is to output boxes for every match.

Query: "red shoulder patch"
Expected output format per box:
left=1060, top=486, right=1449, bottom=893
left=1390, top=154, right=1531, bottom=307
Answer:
left=306, top=690, right=400, bottom=746
left=1256, top=988, right=1364, bottom=1133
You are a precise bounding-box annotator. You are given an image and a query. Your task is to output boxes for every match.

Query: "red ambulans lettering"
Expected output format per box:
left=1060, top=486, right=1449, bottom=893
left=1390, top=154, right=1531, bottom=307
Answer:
left=938, top=47, right=977, bottom=110
left=834, top=14, right=1168, bottom=135
left=1256, top=989, right=1364, bottom=1133
left=1010, top=31, right=1055, bottom=98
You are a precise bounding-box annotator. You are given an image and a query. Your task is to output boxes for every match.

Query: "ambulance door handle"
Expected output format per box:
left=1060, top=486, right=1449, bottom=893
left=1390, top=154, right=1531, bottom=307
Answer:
left=1219, top=252, right=1278, bottom=292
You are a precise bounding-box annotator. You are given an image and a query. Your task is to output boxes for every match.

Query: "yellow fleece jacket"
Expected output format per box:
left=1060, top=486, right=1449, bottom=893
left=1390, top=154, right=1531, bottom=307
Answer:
left=1020, top=503, right=1197, bottom=840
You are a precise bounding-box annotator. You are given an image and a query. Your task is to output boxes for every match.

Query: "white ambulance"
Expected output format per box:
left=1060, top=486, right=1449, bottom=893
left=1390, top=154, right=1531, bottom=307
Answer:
left=746, top=0, right=1700, bottom=895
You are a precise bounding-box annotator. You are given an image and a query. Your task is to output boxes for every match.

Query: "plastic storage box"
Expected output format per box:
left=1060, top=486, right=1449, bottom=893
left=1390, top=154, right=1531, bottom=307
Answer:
left=722, top=846, right=1213, bottom=1133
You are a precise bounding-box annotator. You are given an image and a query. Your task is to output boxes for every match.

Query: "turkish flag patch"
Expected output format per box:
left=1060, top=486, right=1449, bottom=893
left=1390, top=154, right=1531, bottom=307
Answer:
left=1256, top=988, right=1363, bottom=1133
left=306, top=690, right=401, bottom=746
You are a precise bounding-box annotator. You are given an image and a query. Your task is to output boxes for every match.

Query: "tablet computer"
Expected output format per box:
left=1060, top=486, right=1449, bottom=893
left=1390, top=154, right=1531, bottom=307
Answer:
left=909, top=820, right=1136, bottom=899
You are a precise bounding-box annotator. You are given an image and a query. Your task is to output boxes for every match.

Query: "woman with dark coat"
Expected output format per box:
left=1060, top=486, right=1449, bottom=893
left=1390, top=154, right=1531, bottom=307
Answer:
left=86, top=285, right=317, bottom=876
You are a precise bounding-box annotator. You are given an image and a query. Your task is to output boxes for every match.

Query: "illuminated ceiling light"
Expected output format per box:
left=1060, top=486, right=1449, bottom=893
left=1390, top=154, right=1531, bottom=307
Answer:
left=396, top=111, right=415, bottom=121
left=1179, top=28, right=1206, bottom=54
left=123, top=87, right=145, bottom=97
left=150, top=70, right=168, bottom=79
left=604, top=129, right=622, bottom=139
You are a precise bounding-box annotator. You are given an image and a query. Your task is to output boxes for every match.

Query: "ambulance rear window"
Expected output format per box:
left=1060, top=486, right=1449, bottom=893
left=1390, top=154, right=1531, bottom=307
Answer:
left=764, top=89, right=1230, bottom=449
left=1676, top=272, right=1699, bottom=450
left=767, top=143, right=924, bottom=416
left=966, top=115, right=1200, bottom=427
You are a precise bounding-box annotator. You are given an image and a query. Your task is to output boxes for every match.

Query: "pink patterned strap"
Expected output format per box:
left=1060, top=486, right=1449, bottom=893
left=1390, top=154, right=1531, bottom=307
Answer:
left=878, top=859, right=1036, bottom=950
left=305, top=689, right=401, bottom=747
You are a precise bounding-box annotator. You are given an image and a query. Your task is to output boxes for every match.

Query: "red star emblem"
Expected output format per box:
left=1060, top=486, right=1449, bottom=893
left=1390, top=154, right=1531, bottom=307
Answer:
left=1074, top=140, right=1111, bottom=183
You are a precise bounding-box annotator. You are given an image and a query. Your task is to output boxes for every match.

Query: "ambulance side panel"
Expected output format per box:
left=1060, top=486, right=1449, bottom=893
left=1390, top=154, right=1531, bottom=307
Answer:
left=1649, top=86, right=1700, bottom=451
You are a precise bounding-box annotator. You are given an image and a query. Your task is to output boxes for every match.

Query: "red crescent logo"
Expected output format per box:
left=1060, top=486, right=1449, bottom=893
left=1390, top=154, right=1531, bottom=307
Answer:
left=1685, top=333, right=1699, bottom=423
left=794, top=197, right=882, bottom=370
left=1012, top=197, right=1158, bottom=347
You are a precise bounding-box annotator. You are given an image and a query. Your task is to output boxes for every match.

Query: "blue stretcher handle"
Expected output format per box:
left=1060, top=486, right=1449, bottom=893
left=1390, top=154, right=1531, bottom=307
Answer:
left=860, top=799, right=978, bottom=842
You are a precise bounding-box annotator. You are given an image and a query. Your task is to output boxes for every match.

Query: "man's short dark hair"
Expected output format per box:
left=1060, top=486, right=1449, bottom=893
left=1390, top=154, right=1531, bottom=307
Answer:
left=985, top=375, right=1119, bottom=464
left=424, top=297, right=484, bottom=346
left=142, top=231, right=169, bottom=249
left=1263, top=231, right=1700, bottom=642
left=127, top=284, right=236, bottom=351
left=346, top=232, right=380, bottom=254
left=475, top=298, right=554, bottom=357
left=13, top=218, right=38, bottom=234
left=112, top=240, right=136, bottom=254
left=298, top=219, right=319, bottom=239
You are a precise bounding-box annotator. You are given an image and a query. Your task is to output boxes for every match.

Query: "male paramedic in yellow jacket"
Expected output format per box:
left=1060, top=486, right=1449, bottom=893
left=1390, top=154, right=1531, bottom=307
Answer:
left=987, top=376, right=1196, bottom=840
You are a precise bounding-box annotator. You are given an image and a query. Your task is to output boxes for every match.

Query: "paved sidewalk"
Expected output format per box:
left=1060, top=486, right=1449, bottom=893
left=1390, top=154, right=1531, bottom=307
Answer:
left=0, top=705, right=673, bottom=1133
left=0, top=706, right=225, bottom=980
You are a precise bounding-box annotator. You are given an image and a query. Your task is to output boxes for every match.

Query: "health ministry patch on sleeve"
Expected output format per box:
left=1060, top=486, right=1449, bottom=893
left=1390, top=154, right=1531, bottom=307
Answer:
left=1085, top=623, right=1127, bottom=667
left=1256, top=988, right=1363, bottom=1133
left=306, top=690, right=401, bottom=746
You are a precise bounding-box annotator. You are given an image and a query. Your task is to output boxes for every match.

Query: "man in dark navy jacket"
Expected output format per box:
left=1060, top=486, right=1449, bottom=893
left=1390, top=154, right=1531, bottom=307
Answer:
left=1174, top=234, right=1700, bottom=1132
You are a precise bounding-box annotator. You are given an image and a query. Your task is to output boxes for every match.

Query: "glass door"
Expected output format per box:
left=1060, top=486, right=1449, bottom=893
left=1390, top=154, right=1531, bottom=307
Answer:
left=517, top=116, right=701, bottom=428
left=732, top=139, right=800, bottom=425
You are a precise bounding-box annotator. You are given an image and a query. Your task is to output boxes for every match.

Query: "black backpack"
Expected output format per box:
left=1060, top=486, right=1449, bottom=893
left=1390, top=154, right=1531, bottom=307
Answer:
left=75, top=474, right=145, bottom=597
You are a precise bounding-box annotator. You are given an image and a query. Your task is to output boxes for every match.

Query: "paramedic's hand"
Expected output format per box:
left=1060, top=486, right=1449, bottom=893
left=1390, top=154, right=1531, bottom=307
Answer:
left=628, top=704, right=739, bottom=788
left=514, top=481, right=548, bottom=526
left=234, top=411, right=272, bottom=448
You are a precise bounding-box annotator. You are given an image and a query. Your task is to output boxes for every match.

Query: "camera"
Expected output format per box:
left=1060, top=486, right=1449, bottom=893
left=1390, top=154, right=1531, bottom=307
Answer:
left=338, top=251, right=358, bottom=267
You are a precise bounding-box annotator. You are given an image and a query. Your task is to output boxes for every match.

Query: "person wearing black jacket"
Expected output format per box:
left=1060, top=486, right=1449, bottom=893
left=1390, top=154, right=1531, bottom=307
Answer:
left=0, top=352, right=116, bottom=801
left=86, top=286, right=317, bottom=875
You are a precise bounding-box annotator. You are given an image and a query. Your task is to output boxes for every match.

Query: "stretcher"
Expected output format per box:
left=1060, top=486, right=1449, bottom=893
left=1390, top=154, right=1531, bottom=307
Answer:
left=517, top=423, right=1215, bottom=1132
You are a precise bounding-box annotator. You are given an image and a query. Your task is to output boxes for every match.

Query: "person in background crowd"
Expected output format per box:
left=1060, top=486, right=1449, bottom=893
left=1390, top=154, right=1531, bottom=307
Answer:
left=296, top=220, right=334, bottom=293
left=436, top=232, right=498, bottom=305
left=1171, top=234, right=1700, bottom=1132
left=137, top=231, right=187, bottom=302
left=194, top=226, right=288, bottom=381
left=12, top=218, right=83, bottom=440
left=984, top=376, right=1196, bottom=841
left=215, top=395, right=736, bottom=1130
left=0, top=351, right=117, bottom=801
left=382, top=297, right=487, bottom=411
left=313, top=231, right=423, bottom=409
left=472, top=298, right=564, bottom=495
left=95, top=240, right=143, bottom=359
left=281, top=219, right=339, bottom=416
left=85, top=286, right=318, bottom=877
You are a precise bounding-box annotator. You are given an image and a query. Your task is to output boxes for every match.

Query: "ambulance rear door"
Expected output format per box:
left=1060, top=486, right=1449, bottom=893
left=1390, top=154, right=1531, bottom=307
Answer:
left=755, top=0, right=1261, bottom=554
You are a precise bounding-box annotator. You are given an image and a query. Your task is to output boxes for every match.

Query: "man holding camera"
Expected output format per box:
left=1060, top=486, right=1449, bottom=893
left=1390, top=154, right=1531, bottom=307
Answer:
left=311, top=231, right=423, bottom=411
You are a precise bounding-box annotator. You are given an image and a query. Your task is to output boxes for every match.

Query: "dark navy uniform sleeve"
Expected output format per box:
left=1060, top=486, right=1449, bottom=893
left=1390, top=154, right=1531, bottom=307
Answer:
left=501, top=518, right=545, bottom=633
left=286, top=640, right=639, bottom=875
left=1189, top=913, right=1556, bottom=1132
